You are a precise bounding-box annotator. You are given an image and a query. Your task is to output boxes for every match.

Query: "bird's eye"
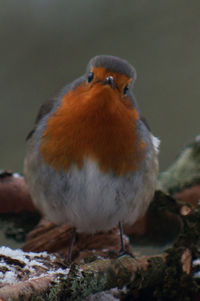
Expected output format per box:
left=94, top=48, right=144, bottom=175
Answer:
left=88, top=72, right=94, bottom=83
left=123, top=85, right=129, bottom=95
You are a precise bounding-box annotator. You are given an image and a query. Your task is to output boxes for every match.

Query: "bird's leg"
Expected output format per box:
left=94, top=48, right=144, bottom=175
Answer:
left=66, top=227, right=76, bottom=263
left=119, top=221, right=126, bottom=253
left=119, top=221, right=134, bottom=257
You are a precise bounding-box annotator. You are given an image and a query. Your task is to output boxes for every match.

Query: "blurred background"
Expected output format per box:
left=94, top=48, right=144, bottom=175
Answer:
left=0, top=0, right=200, bottom=172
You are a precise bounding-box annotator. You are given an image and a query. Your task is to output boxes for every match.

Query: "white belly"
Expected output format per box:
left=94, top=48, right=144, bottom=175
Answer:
left=24, top=151, right=158, bottom=233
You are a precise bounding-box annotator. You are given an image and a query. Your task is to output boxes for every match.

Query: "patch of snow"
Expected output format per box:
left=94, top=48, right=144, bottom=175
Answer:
left=0, top=246, right=49, bottom=261
left=193, top=258, right=200, bottom=279
left=1, top=271, right=18, bottom=284
left=152, top=135, right=160, bottom=154
left=193, top=259, right=200, bottom=266
left=0, top=246, right=67, bottom=285
left=13, top=172, right=23, bottom=178
left=29, top=268, right=70, bottom=281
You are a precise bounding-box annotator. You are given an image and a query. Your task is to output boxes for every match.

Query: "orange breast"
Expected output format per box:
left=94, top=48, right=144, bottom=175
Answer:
left=40, top=83, right=146, bottom=175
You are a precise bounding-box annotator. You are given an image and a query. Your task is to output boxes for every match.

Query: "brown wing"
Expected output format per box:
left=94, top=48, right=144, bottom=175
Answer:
left=26, top=76, right=86, bottom=141
left=25, top=79, right=76, bottom=141
left=140, top=114, right=151, bottom=132
left=26, top=97, right=57, bottom=141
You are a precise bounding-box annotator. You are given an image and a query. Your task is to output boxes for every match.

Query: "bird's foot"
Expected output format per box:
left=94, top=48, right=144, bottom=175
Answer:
left=119, top=248, right=135, bottom=258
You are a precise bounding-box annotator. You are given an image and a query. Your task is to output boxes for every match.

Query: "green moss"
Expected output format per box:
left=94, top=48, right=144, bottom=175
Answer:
left=158, top=141, right=200, bottom=194
left=175, top=206, right=200, bottom=254
left=83, top=255, right=98, bottom=264
left=30, top=296, right=46, bottom=301
left=103, top=258, right=132, bottom=289
left=47, top=263, right=107, bottom=301
left=127, top=256, right=165, bottom=300
left=154, top=248, right=198, bottom=301
left=153, top=205, right=200, bottom=300
left=46, top=275, right=67, bottom=301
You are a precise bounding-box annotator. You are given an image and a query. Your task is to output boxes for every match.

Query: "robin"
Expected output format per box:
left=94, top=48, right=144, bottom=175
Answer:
left=24, top=55, right=159, bottom=260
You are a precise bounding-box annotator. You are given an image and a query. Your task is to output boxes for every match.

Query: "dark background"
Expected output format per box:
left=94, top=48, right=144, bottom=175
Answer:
left=1, top=0, right=200, bottom=172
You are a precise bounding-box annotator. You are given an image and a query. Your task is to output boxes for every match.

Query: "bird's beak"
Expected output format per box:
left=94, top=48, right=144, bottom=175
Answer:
left=102, top=76, right=115, bottom=89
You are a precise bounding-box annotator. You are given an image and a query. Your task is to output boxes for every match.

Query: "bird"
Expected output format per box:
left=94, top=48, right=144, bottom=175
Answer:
left=24, top=55, right=159, bottom=261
